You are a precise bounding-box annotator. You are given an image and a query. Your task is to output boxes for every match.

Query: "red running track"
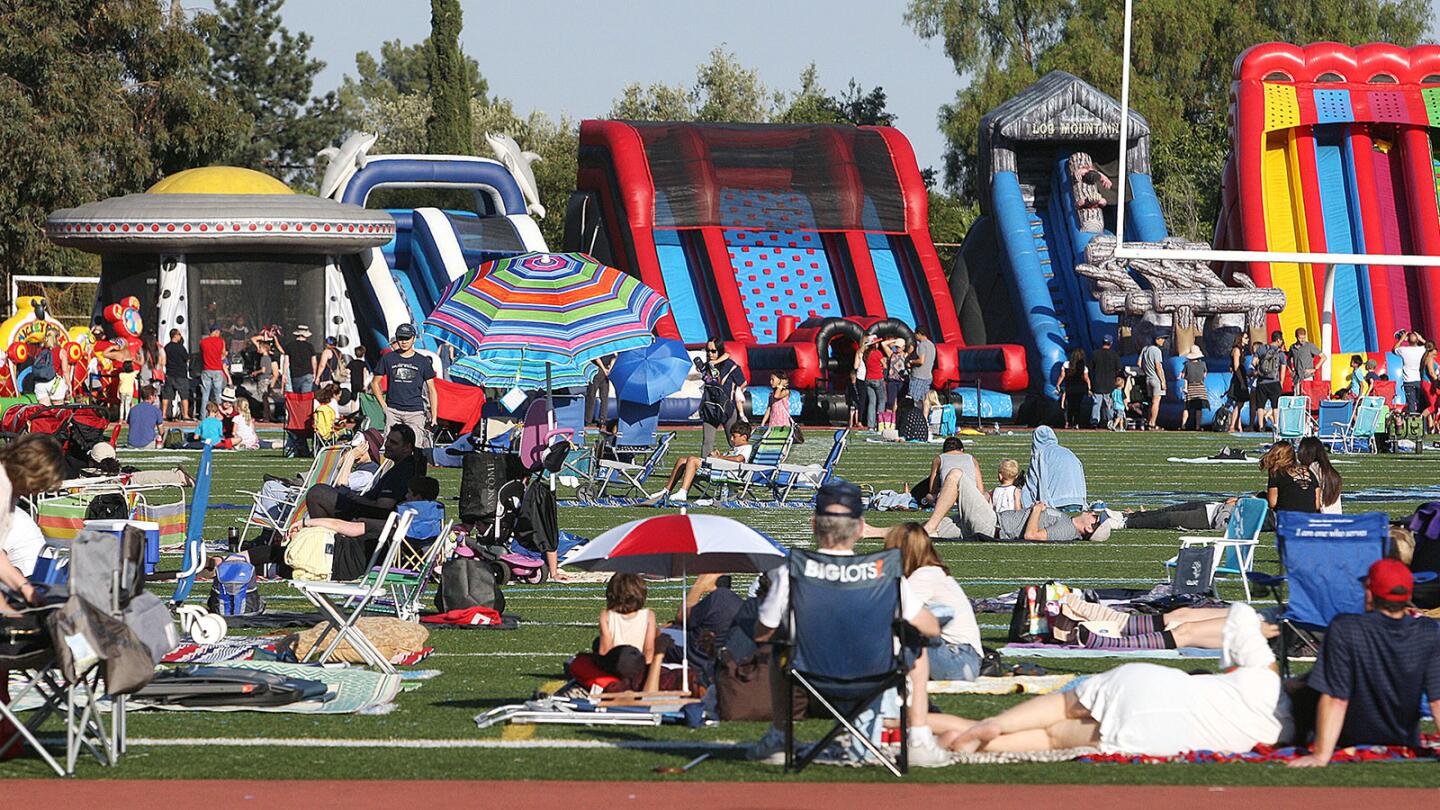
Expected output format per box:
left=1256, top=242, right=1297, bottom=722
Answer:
left=2, top=781, right=1435, bottom=809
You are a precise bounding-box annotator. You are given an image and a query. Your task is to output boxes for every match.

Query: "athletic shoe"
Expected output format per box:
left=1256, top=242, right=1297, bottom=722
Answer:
left=906, top=735, right=954, bottom=767
left=744, top=726, right=787, bottom=764
left=640, top=492, right=668, bottom=507
left=669, top=489, right=688, bottom=503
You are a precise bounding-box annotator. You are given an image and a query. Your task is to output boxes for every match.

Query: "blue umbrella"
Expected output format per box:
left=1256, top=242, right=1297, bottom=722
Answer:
left=610, top=338, right=692, bottom=405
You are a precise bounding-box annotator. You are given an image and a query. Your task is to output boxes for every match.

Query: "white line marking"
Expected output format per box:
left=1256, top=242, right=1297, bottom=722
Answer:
left=128, top=737, right=742, bottom=750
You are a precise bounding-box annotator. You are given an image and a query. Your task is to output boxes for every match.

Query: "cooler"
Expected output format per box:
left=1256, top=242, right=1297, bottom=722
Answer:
left=84, top=519, right=161, bottom=574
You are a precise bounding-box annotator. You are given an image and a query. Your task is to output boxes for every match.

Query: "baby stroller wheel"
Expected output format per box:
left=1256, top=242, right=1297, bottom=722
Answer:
left=491, top=561, right=513, bottom=587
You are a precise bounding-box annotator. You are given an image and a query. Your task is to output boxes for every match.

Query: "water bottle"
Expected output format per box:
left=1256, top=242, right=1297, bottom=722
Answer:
left=227, top=527, right=239, bottom=553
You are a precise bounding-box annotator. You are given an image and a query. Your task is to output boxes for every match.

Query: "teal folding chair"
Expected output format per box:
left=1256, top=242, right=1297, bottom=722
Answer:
left=1273, top=396, right=1311, bottom=441
left=1164, top=496, right=1269, bottom=601
left=1337, top=396, right=1385, bottom=453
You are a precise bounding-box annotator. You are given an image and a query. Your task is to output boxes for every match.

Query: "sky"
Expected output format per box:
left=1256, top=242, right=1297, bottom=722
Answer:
left=277, top=0, right=959, bottom=173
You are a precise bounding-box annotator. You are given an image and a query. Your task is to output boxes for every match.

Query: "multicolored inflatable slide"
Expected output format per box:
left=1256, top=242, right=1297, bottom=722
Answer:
left=567, top=121, right=1027, bottom=395
left=1218, top=42, right=1440, bottom=381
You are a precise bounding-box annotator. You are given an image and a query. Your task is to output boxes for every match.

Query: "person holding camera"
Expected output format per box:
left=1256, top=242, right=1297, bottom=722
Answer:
left=1394, top=330, right=1427, bottom=413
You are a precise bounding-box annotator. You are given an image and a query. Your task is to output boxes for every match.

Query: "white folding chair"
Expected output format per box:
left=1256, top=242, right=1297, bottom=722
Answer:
left=291, top=510, right=413, bottom=673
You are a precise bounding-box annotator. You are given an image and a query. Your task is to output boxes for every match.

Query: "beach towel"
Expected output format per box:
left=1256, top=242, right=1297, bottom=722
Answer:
left=928, top=674, right=1076, bottom=695
left=998, top=643, right=1220, bottom=659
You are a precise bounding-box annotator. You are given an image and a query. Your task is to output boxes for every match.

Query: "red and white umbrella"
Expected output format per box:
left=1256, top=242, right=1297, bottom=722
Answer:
left=564, top=513, right=787, bottom=693
left=564, top=513, right=787, bottom=576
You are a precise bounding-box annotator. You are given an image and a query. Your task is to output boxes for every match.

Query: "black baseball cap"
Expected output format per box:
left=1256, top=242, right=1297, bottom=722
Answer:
left=815, top=480, right=864, bottom=518
left=393, top=323, right=417, bottom=340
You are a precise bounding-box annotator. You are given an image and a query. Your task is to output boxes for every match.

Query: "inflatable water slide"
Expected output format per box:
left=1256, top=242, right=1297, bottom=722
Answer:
left=1216, top=42, right=1440, bottom=384
left=951, top=72, right=1170, bottom=398
left=321, top=134, right=548, bottom=355
left=565, top=121, right=1027, bottom=397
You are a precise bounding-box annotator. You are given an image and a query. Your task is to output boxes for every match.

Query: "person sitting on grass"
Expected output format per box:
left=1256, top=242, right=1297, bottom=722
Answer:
left=126, top=385, right=165, bottom=449
left=935, top=603, right=1291, bottom=757
left=917, top=436, right=983, bottom=506
left=885, top=523, right=983, bottom=681
left=184, top=402, right=224, bottom=449
left=642, top=422, right=752, bottom=505
left=1020, top=426, right=1087, bottom=510
left=1285, top=559, right=1440, bottom=767
left=991, top=459, right=1021, bottom=512
left=598, top=573, right=657, bottom=662
left=867, top=465, right=1113, bottom=543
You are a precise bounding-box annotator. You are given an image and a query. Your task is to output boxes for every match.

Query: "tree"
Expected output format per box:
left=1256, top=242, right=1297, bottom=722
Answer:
left=344, top=38, right=487, bottom=110
left=911, top=0, right=1432, bottom=238
left=0, top=1, right=246, bottom=277
left=426, top=0, right=472, bottom=156
left=205, top=0, right=346, bottom=187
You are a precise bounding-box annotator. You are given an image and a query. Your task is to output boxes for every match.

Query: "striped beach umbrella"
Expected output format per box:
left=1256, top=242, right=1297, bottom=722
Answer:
left=423, top=252, right=669, bottom=387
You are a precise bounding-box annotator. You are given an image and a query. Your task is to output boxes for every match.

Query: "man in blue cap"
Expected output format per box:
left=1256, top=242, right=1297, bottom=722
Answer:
left=744, top=480, right=950, bottom=767
left=371, top=323, right=437, bottom=448
left=1089, top=334, right=1121, bottom=428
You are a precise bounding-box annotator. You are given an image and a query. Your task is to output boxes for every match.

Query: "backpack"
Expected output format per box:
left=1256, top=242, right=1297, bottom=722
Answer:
left=698, top=374, right=731, bottom=426
left=283, top=526, right=336, bottom=581
left=1210, top=403, right=1232, bottom=432
left=207, top=554, right=265, bottom=616
left=162, top=427, right=185, bottom=449
left=1256, top=348, right=1282, bottom=380
left=85, top=493, right=128, bottom=521
left=435, top=556, right=505, bottom=613
left=30, top=346, right=55, bottom=383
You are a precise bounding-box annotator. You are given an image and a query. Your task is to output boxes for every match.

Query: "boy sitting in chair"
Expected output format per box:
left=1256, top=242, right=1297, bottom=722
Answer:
left=642, top=422, right=752, bottom=505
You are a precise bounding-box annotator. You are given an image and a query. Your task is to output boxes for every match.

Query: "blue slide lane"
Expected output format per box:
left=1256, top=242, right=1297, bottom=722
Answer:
left=866, top=233, right=915, bottom=328
left=652, top=229, right=709, bottom=344
left=1314, top=126, right=1369, bottom=353
left=993, top=171, right=1068, bottom=396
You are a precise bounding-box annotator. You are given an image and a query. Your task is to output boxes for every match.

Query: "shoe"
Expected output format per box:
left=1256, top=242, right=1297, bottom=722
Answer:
left=640, top=492, right=667, bottom=507
left=906, top=736, right=953, bottom=768
left=745, top=726, right=787, bottom=764
left=669, top=490, right=688, bottom=503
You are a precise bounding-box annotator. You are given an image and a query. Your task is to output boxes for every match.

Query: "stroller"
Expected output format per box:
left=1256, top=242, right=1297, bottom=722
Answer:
left=457, top=400, right=572, bottom=585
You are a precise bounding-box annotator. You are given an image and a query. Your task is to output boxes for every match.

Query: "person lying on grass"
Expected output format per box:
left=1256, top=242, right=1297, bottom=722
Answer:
left=863, top=466, right=1115, bottom=542
left=1049, top=592, right=1279, bottom=651
left=934, top=603, right=1292, bottom=757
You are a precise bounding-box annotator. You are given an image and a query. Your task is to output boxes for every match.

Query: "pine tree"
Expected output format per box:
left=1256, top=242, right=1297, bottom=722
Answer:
left=206, top=0, right=346, bottom=186
left=426, top=0, right=473, bottom=155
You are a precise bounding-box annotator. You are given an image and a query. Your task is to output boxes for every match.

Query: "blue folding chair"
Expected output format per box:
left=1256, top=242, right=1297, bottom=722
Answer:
left=771, top=429, right=849, bottom=503
left=1163, top=496, right=1269, bottom=600
left=1248, top=511, right=1389, bottom=676
left=784, top=547, right=912, bottom=776
left=1315, top=398, right=1355, bottom=451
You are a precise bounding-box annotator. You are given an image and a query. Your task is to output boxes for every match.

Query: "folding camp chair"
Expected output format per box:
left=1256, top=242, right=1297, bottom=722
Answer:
left=772, top=429, right=849, bottom=503
left=732, top=426, right=797, bottom=499
left=784, top=547, right=912, bottom=777
left=357, top=392, right=387, bottom=432
left=283, top=391, right=316, bottom=458
left=1273, top=396, right=1312, bottom=441
left=1163, top=496, right=1269, bottom=601
left=1315, top=398, right=1355, bottom=451
left=291, top=509, right=414, bottom=673
left=1299, top=379, right=1330, bottom=408
left=432, top=378, right=486, bottom=445
left=361, top=521, right=457, bottom=621
left=236, top=444, right=349, bottom=542
left=1368, top=378, right=1397, bottom=407
left=591, top=432, right=676, bottom=499
left=1, top=529, right=148, bottom=775
left=1247, top=511, right=1389, bottom=677
left=1335, top=395, right=1385, bottom=453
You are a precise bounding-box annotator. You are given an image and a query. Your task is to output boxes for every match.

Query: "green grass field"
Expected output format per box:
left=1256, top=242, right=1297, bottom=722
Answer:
left=7, top=428, right=1440, bottom=785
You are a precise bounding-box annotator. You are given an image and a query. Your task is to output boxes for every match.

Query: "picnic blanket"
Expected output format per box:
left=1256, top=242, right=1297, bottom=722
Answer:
left=928, top=674, right=1075, bottom=695
left=8, top=660, right=403, bottom=715
left=945, top=734, right=1438, bottom=765
left=999, top=643, right=1221, bottom=659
